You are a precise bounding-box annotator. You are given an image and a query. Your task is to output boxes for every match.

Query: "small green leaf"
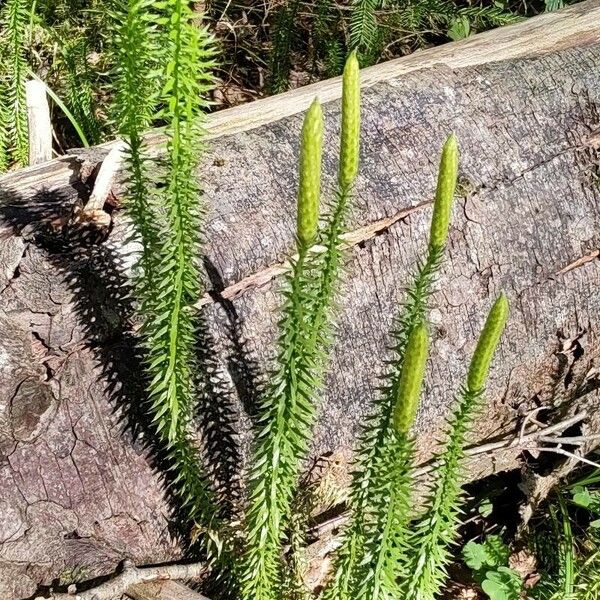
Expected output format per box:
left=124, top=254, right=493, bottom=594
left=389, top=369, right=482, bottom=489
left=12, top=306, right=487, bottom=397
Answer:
left=478, top=498, right=494, bottom=517
left=463, top=535, right=509, bottom=573
left=481, top=567, right=523, bottom=600
left=463, top=540, right=489, bottom=571
left=483, top=535, right=510, bottom=567
left=572, top=486, right=592, bottom=507
left=448, top=16, right=470, bottom=41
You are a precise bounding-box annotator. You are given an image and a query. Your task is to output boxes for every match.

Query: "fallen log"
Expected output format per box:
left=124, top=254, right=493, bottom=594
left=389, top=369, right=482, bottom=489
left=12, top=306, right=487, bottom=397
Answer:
left=1, top=2, right=600, bottom=597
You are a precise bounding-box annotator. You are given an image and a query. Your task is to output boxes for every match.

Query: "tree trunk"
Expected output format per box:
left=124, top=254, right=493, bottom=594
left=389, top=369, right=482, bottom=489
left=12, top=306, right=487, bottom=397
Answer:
left=1, top=3, right=600, bottom=597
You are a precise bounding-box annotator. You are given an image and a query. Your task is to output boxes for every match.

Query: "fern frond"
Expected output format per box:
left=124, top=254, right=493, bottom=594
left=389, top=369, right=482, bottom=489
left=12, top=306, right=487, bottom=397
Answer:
left=349, top=0, right=380, bottom=54
left=322, top=135, right=458, bottom=600
left=404, top=293, right=509, bottom=600
left=313, top=0, right=345, bottom=77
left=1, top=0, right=30, bottom=167
left=458, top=5, right=522, bottom=29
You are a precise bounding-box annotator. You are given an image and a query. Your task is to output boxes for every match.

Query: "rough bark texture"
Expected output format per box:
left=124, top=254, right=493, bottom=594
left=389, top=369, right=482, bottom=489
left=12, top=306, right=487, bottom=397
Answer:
left=1, top=44, right=599, bottom=598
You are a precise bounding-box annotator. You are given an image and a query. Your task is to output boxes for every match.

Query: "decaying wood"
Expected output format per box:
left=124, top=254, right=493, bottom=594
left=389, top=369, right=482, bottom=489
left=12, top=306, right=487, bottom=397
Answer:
left=25, top=80, right=52, bottom=166
left=126, top=581, right=209, bottom=600
left=84, top=143, right=125, bottom=215
left=1, top=4, right=600, bottom=598
left=34, top=560, right=206, bottom=600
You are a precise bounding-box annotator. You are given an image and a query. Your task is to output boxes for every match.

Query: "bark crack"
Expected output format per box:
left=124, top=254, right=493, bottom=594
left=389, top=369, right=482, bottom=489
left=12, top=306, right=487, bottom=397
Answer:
left=0, top=239, right=28, bottom=295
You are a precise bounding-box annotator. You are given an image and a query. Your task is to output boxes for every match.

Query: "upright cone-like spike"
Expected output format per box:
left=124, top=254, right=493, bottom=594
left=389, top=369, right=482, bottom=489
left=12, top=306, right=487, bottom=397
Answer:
left=297, top=98, right=323, bottom=246
left=467, top=293, right=509, bottom=392
left=393, top=323, right=429, bottom=434
left=429, top=133, right=459, bottom=250
left=339, top=51, right=360, bottom=188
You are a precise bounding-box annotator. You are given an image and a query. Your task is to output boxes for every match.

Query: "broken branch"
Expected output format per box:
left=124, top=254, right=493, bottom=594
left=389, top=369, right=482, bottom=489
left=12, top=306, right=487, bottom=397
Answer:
left=35, top=560, right=208, bottom=600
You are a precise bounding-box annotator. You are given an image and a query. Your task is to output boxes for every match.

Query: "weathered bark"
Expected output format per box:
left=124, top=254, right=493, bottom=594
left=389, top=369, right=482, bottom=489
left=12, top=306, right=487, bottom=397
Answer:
left=1, top=4, right=600, bottom=597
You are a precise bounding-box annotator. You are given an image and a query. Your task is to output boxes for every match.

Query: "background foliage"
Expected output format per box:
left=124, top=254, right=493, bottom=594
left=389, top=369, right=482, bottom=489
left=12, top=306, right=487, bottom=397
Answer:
left=0, top=0, right=581, bottom=172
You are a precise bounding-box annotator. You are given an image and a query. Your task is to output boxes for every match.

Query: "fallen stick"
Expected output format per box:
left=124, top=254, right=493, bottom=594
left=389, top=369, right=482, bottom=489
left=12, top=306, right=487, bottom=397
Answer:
left=35, top=560, right=208, bottom=600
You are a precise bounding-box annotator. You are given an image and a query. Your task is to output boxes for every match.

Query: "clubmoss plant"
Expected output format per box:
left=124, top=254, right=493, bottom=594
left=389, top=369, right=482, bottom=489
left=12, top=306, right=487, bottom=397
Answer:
left=0, top=0, right=30, bottom=169
left=308, top=51, right=360, bottom=351
left=110, top=0, right=162, bottom=297
left=141, top=0, right=223, bottom=558
left=353, top=323, right=429, bottom=600
left=241, top=98, right=325, bottom=600
left=322, top=132, right=459, bottom=600
left=403, top=293, right=509, bottom=600
left=110, top=0, right=227, bottom=574
left=241, top=53, right=361, bottom=600
left=108, top=32, right=512, bottom=598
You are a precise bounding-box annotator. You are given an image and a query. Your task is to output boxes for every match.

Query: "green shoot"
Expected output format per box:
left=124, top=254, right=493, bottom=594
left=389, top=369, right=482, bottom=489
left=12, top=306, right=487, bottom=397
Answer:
left=354, top=324, right=429, bottom=600
left=241, top=98, right=325, bottom=600
left=110, top=0, right=227, bottom=574
left=322, top=133, right=458, bottom=600
left=109, top=0, right=161, bottom=296
left=404, top=293, right=509, bottom=600
left=1, top=0, right=30, bottom=168
left=241, top=52, right=361, bottom=600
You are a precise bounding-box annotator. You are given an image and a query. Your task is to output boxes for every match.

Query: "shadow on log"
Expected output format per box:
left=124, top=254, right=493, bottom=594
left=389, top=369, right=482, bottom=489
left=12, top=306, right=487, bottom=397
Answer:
left=1, top=3, right=600, bottom=597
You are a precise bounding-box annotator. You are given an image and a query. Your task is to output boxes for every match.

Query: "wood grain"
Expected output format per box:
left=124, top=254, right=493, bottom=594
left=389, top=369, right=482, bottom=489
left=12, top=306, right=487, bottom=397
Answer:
left=25, top=80, right=52, bottom=166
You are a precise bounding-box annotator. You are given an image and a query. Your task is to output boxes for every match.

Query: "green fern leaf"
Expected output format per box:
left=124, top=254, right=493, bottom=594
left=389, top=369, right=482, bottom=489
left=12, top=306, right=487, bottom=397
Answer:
left=349, top=0, right=380, bottom=54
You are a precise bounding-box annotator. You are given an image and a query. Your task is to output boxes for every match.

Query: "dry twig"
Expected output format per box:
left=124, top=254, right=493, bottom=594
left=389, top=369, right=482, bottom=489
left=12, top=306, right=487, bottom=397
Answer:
left=35, top=559, right=208, bottom=600
left=310, top=411, right=594, bottom=537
